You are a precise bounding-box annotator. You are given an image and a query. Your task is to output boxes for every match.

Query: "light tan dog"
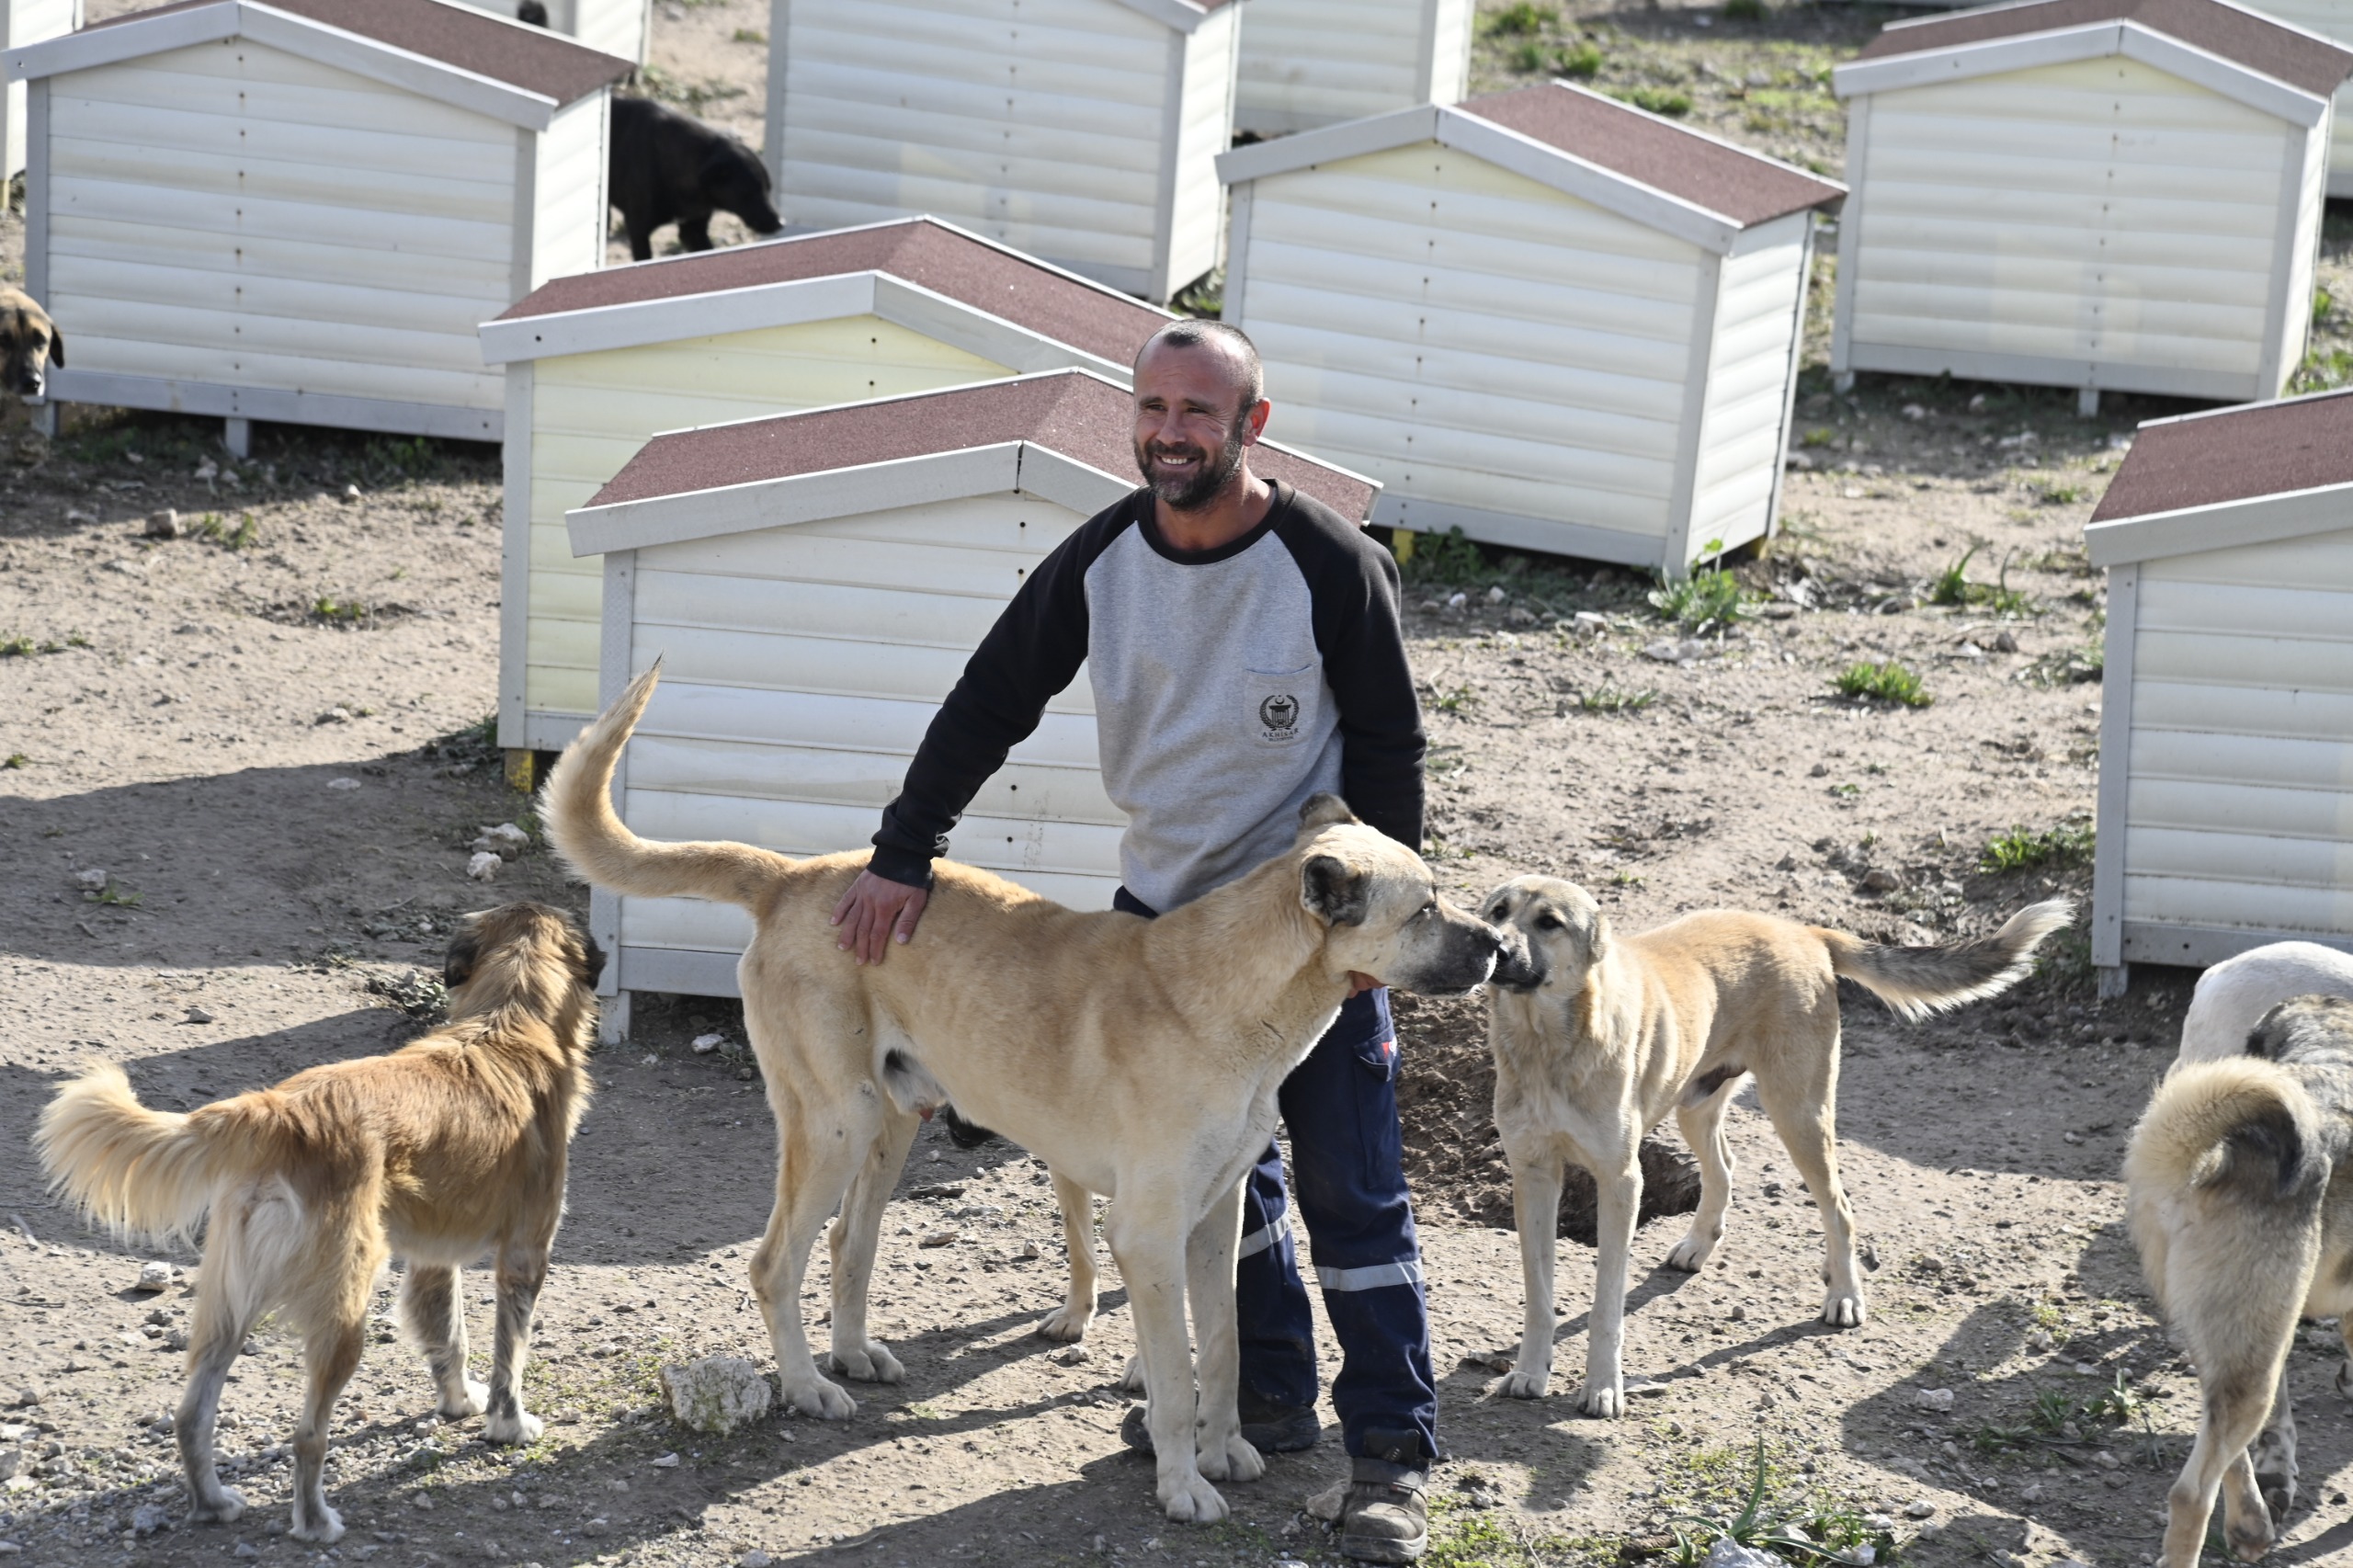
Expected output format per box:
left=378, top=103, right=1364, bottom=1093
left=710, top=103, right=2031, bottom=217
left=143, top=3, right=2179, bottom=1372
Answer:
left=35, top=903, right=602, bottom=1544
left=2129, top=994, right=2353, bottom=1568
left=541, top=665, right=1502, bottom=1523
left=1479, top=878, right=2071, bottom=1415
left=0, top=287, right=63, bottom=399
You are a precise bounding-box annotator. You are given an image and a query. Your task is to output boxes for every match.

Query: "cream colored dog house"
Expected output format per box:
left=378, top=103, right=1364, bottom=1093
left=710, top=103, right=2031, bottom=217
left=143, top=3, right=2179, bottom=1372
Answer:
left=445, top=0, right=651, bottom=64
left=1, top=0, right=77, bottom=180
left=7, top=0, right=630, bottom=452
left=563, top=369, right=1376, bottom=1024
left=2251, top=0, right=2353, bottom=192
left=479, top=217, right=1173, bottom=756
left=762, top=0, right=1241, bottom=301
left=1216, top=82, right=1843, bottom=574
left=1235, top=0, right=1472, bottom=136
left=2086, top=389, right=2353, bottom=998
left=1830, top=0, right=2353, bottom=413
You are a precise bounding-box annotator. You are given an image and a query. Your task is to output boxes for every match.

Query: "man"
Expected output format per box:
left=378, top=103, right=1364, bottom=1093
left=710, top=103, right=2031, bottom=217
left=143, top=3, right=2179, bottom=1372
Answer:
left=830, top=321, right=1433, bottom=1564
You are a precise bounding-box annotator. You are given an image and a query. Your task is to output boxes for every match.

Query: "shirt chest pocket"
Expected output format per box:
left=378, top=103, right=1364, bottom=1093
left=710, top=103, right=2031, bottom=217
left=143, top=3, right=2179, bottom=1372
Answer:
left=1242, top=661, right=1324, bottom=748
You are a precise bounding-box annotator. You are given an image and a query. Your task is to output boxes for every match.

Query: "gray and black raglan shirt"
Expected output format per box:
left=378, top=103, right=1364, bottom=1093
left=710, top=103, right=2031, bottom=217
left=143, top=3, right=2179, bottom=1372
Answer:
left=868, top=482, right=1425, bottom=913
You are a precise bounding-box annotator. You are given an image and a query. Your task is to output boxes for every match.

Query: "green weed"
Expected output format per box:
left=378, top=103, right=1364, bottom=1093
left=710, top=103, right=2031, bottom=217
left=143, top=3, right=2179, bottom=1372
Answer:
left=1508, top=40, right=1548, bottom=72
left=1928, top=544, right=2033, bottom=615
left=1404, top=525, right=1492, bottom=587
left=731, top=26, right=765, bottom=43
left=2293, top=346, right=2353, bottom=394
left=1609, top=869, right=1645, bottom=888
left=1424, top=1495, right=1538, bottom=1568
left=1616, top=85, right=1693, bottom=116
left=3, top=754, right=25, bottom=769
left=0, top=634, right=32, bottom=657
left=1430, top=683, right=1477, bottom=713
left=1555, top=41, right=1603, bottom=78
left=310, top=597, right=371, bottom=625
left=1828, top=782, right=1860, bottom=798
left=1833, top=660, right=1932, bottom=707
left=1647, top=566, right=1747, bottom=635
left=1484, top=2, right=1556, bottom=35
left=2317, top=285, right=2336, bottom=324
left=2035, top=482, right=2086, bottom=506
left=1664, top=1438, right=1900, bottom=1565
left=1576, top=685, right=1655, bottom=714
left=196, top=512, right=258, bottom=550
left=1970, top=1372, right=2154, bottom=1456
left=1981, top=821, right=2095, bottom=874
left=1800, top=426, right=1837, bottom=448
left=89, top=881, right=143, bottom=908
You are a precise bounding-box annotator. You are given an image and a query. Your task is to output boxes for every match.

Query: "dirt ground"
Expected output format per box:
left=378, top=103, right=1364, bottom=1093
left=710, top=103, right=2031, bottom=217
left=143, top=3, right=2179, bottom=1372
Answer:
left=5, top=3, right=2353, bottom=1567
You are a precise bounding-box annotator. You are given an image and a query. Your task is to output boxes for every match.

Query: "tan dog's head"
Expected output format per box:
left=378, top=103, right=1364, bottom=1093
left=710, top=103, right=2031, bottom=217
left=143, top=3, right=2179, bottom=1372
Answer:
left=442, top=901, right=606, bottom=1018
left=1292, top=794, right=1501, bottom=995
left=0, top=290, right=62, bottom=399
left=1479, top=876, right=1608, bottom=994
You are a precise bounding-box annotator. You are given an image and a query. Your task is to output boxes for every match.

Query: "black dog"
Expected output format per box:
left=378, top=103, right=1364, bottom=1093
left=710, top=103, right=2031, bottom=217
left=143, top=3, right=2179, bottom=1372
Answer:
left=516, top=0, right=547, bottom=23
left=608, top=97, right=782, bottom=262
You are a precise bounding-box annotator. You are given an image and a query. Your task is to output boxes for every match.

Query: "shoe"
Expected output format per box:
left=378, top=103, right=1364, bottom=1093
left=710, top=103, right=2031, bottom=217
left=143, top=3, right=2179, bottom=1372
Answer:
left=1324, top=1457, right=1428, bottom=1564
left=1118, top=1398, right=1321, bottom=1456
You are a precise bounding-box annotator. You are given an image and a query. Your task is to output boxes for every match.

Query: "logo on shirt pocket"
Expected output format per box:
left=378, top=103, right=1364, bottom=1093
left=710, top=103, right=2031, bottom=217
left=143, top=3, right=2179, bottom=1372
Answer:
left=1245, top=663, right=1320, bottom=746
left=1258, top=692, right=1300, bottom=740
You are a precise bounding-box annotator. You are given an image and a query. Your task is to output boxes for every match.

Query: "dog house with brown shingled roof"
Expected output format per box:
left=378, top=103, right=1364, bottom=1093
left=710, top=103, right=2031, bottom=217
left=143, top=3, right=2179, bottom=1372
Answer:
left=1234, top=0, right=1472, bottom=137
left=443, top=0, right=651, bottom=66
left=478, top=217, right=1174, bottom=757
left=762, top=0, right=1242, bottom=302
left=2084, top=388, right=2353, bottom=998
left=559, top=368, right=1377, bottom=1031
left=7, top=0, right=631, bottom=452
left=1829, top=0, right=2353, bottom=413
left=1215, top=80, right=1844, bottom=575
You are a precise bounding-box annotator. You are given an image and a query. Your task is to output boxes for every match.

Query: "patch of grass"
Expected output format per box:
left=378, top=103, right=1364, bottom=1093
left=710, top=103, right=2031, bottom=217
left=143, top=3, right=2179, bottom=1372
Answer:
left=2292, top=346, right=2353, bottom=394
left=196, top=511, right=258, bottom=550
left=310, top=596, right=372, bottom=624
left=3, top=754, right=26, bottom=769
left=1404, top=525, right=1493, bottom=588
left=1800, top=426, right=1837, bottom=448
left=1971, top=1372, right=2155, bottom=1456
left=0, top=633, right=33, bottom=657
left=1430, top=682, right=1477, bottom=713
left=1647, top=564, right=1748, bottom=635
left=1722, top=0, right=1767, bottom=18
left=1927, top=544, right=2034, bottom=615
left=1608, top=869, right=1645, bottom=888
left=1614, top=85, right=1693, bottom=116
left=1507, top=39, right=1549, bottom=72
left=1575, top=684, right=1655, bottom=714
left=1981, top=821, right=2095, bottom=874
left=1424, top=1495, right=1539, bottom=1568
left=1555, top=41, right=1602, bottom=78
left=731, top=26, right=764, bottom=42
left=89, top=881, right=143, bottom=908
left=2023, top=642, right=2103, bottom=687
left=1483, top=2, right=1555, bottom=35
left=1828, top=782, right=1860, bottom=798
left=2035, top=482, right=2086, bottom=506
left=1664, top=1438, right=1901, bottom=1565
left=1833, top=660, right=1932, bottom=707
left=632, top=70, right=745, bottom=112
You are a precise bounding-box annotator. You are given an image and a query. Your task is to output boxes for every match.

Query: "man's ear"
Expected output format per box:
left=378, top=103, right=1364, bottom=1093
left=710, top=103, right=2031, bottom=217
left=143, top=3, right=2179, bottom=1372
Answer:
left=442, top=926, right=483, bottom=991
left=1298, top=792, right=1360, bottom=832
left=1302, top=853, right=1370, bottom=927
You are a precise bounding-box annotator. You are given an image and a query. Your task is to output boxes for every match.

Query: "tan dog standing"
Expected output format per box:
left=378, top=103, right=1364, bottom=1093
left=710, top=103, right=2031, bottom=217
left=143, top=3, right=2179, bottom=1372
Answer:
left=35, top=903, right=602, bottom=1543
left=0, top=287, right=63, bottom=399
left=1479, top=878, right=2071, bottom=1415
left=541, top=665, right=1502, bottom=1524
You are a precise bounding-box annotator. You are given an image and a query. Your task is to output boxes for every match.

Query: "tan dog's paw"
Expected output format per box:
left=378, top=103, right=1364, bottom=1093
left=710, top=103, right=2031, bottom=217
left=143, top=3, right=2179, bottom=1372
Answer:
left=1199, top=1433, right=1264, bottom=1483
left=2225, top=1509, right=2276, bottom=1562
left=1497, top=1366, right=1550, bottom=1400
left=781, top=1375, right=857, bottom=1419
left=1120, top=1353, right=1147, bottom=1392
left=1574, top=1380, right=1624, bottom=1418
left=486, top=1409, right=543, bottom=1445
left=1157, top=1471, right=1229, bottom=1523
left=191, top=1486, right=246, bottom=1525
left=1037, top=1305, right=1092, bottom=1343
left=441, top=1379, right=491, bottom=1419
left=828, top=1341, right=904, bottom=1383
left=1819, top=1290, right=1865, bottom=1328
left=290, top=1505, right=346, bottom=1544
left=1664, top=1230, right=1717, bottom=1272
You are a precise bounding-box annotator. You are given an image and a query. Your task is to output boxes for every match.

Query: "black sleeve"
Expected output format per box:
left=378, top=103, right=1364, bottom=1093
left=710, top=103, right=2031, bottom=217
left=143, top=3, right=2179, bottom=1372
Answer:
left=1275, top=497, right=1426, bottom=851
left=867, top=504, right=1130, bottom=888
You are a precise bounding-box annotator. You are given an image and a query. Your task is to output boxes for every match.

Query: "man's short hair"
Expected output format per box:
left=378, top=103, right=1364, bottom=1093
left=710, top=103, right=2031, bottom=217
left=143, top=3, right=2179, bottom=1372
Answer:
left=1138, top=320, right=1265, bottom=413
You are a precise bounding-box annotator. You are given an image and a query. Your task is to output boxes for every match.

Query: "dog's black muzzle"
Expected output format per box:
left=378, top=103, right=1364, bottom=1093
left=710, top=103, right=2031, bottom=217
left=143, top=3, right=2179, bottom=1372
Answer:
left=1398, top=920, right=1508, bottom=997
left=1487, top=932, right=1544, bottom=992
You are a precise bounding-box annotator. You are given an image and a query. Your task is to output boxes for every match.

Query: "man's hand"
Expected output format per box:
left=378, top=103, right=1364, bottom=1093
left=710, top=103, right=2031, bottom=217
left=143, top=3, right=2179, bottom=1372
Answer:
left=1348, top=971, right=1380, bottom=995
left=830, top=870, right=929, bottom=965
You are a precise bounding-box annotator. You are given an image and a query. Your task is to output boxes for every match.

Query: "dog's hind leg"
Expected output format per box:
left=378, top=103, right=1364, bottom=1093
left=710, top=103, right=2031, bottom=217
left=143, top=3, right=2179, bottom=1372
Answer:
left=1039, top=1171, right=1099, bottom=1344
left=1752, top=1056, right=1865, bottom=1327
left=402, top=1264, right=488, bottom=1418
left=2247, top=1362, right=2298, bottom=1529
left=2165, top=1371, right=2290, bottom=1568
left=1498, top=1141, right=1563, bottom=1401
left=825, top=1103, right=917, bottom=1387
left=178, top=1178, right=299, bottom=1525
left=750, top=1083, right=867, bottom=1419
left=483, top=1237, right=551, bottom=1445
left=1104, top=1191, right=1224, bottom=1523
left=1187, top=1175, right=1261, bottom=1484
left=289, top=1314, right=364, bottom=1542
left=1665, top=1083, right=1740, bottom=1273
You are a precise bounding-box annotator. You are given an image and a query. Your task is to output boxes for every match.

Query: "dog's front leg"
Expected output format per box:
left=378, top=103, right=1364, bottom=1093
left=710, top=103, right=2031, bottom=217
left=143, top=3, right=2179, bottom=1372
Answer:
left=1037, top=1170, right=1099, bottom=1343
left=483, top=1241, right=551, bottom=1445
left=1499, top=1144, right=1564, bottom=1401
left=1104, top=1197, right=1225, bottom=1523
left=1187, top=1176, right=1261, bottom=1484
left=1577, top=1153, right=1643, bottom=1419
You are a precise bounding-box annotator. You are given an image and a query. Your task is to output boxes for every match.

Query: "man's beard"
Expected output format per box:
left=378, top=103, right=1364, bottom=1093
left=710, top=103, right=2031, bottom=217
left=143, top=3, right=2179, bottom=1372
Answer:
left=1136, top=415, right=1250, bottom=513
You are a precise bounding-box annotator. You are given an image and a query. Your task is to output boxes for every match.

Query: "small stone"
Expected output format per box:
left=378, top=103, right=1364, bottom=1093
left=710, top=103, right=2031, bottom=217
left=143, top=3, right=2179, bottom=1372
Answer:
left=581, top=1517, right=610, bottom=1539
left=650, top=1451, right=680, bottom=1469
left=1485, top=585, right=1506, bottom=604
left=326, top=777, right=361, bottom=791
left=74, top=867, right=108, bottom=890
left=134, top=1261, right=176, bottom=1292
left=1051, top=1346, right=1091, bottom=1367
left=340, top=484, right=361, bottom=504
left=2025, top=1328, right=2053, bottom=1353
left=1445, top=592, right=1467, bottom=610
left=739, top=1553, right=774, bottom=1568
left=470, top=823, right=530, bottom=860
left=144, top=510, right=182, bottom=540
left=1861, top=869, right=1900, bottom=893
left=131, top=1503, right=169, bottom=1536
left=2093, top=1449, right=2120, bottom=1470
left=315, top=707, right=353, bottom=725
left=1911, top=1388, right=1956, bottom=1412
left=691, top=1034, right=725, bottom=1055
left=1705, top=1539, right=1785, bottom=1568
left=1904, top=1500, right=1937, bottom=1519
left=184, top=1007, right=215, bottom=1025
left=1901, top=403, right=1927, bottom=421
left=1993, top=631, right=2019, bottom=653
left=660, top=1356, right=773, bottom=1436
left=411, top=1493, right=434, bottom=1511
left=233, top=1544, right=259, bottom=1560
left=11, top=1387, right=39, bottom=1409
left=919, top=1232, right=957, bottom=1248
left=466, top=851, right=502, bottom=881
left=1726, top=1304, right=1746, bottom=1323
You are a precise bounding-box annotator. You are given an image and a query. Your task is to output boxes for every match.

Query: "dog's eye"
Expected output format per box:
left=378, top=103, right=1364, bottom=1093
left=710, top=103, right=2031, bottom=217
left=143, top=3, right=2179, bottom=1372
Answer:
left=1534, top=915, right=1564, bottom=931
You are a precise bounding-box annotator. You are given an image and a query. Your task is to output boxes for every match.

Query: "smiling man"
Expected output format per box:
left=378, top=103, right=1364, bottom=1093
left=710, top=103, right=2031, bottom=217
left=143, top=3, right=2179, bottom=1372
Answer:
left=829, top=320, right=1436, bottom=1562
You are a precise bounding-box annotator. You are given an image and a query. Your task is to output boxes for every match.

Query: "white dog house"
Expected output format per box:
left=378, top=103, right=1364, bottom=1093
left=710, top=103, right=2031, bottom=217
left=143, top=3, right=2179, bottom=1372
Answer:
left=2085, top=388, right=2353, bottom=998
left=446, top=0, right=651, bottom=64
left=1, top=0, right=76, bottom=180
left=1234, top=0, right=1473, bottom=136
left=762, top=0, right=1241, bottom=301
left=1216, top=81, right=1843, bottom=574
left=563, top=368, right=1376, bottom=1022
left=479, top=217, right=1173, bottom=757
left=2252, top=0, right=2353, bottom=193
left=7, top=0, right=630, bottom=451
left=1830, top=0, right=2353, bottom=413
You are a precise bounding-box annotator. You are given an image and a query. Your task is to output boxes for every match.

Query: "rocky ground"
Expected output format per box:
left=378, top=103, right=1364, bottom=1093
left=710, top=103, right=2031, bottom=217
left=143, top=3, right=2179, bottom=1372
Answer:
left=2, top=3, right=2352, bottom=1567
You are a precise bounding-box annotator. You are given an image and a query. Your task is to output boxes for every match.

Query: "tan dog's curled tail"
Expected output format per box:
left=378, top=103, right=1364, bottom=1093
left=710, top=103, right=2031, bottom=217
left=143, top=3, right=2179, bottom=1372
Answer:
left=540, top=662, right=795, bottom=912
left=2126, top=1055, right=2321, bottom=1202
left=36, top=1061, right=260, bottom=1247
left=1817, top=898, right=2075, bottom=1022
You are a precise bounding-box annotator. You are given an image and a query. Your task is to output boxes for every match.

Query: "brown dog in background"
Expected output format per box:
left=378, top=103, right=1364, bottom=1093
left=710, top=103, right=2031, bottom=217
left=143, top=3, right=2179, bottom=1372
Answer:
left=0, top=287, right=63, bottom=398
left=35, top=903, right=602, bottom=1544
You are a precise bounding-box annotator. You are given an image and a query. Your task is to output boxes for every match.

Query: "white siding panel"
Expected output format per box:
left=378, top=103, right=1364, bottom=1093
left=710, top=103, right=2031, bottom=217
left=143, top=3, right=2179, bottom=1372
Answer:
left=1165, top=4, right=1237, bottom=293
left=531, top=92, right=608, bottom=290
left=1847, top=54, right=2297, bottom=385
left=2131, top=680, right=2353, bottom=744
left=2123, top=826, right=2353, bottom=891
left=627, top=734, right=1122, bottom=824
left=2133, top=629, right=2353, bottom=693
left=1235, top=0, right=1431, bottom=133
left=43, top=40, right=514, bottom=411
left=2134, top=575, right=2353, bottom=644
left=2187, top=0, right=2353, bottom=191
left=639, top=680, right=1101, bottom=771
left=2122, top=873, right=2353, bottom=935
left=625, top=789, right=1124, bottom=879
left=2140, top=531, right=2353, bottom=591
left=1688, top=213, right=1803, bottom=557
left=4, top=0, right=79, bottom=180
left=2131, top=728, right=2353, bottom=793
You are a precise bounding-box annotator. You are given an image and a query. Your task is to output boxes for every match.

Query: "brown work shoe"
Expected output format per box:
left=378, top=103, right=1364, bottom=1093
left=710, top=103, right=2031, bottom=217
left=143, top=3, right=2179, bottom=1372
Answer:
left=1311, top=1458, right=1427, bottom=1563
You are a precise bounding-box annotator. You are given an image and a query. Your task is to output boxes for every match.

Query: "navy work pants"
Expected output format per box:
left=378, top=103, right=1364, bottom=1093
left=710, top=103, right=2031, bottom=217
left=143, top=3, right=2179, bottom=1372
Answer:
left=1113, top=886, right=1438, bottom=1463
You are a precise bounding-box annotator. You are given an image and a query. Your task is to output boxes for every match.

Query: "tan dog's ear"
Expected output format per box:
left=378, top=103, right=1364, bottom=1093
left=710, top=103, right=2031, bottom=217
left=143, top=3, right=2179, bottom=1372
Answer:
left=1298, top=793, right=1359, bottom=832
left=442, top=923, right=483, bottom=990
left=1582, top=908, right=1612, bottom=966
left=1301, top=852, right=1370, bottom=927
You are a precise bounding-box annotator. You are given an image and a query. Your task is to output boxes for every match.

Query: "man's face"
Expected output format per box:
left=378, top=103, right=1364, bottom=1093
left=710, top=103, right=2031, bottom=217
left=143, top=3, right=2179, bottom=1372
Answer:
left=1131, top=342, right=1265, bottom=512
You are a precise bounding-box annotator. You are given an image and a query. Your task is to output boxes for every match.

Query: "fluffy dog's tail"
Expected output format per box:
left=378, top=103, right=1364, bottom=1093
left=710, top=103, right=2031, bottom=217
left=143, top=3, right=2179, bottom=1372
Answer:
left=2127, top=1056, right=2320, bottom=1203
left=540, top=662, right=795, bottom=913
left=35, top=1061, right=272, bottom=1246
left=1818, top=898, right=2075, bottom=1022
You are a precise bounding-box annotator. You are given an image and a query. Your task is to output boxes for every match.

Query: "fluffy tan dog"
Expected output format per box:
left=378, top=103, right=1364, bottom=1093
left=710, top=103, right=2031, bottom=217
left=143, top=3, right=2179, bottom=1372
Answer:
left=2128, top=994, right=2353, bottom=1568
left=1480, top=878, right=2071, bottom=1415
left=541, top=665, right=1502, bottom=1523
left=34, top=903, right=602, bottom=1543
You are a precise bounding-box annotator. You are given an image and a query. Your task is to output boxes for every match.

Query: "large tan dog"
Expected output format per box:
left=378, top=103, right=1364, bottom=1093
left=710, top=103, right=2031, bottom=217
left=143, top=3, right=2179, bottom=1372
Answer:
left=0, top=287, right=63, bottom=398
left=35, top=904, right=602, bottom=1544
left=1479, top=878, right=2071, bottom=1415
left=2129, top=994, right=2353, bottom=1568
left=542, top=665, right=1502, bottom=1522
